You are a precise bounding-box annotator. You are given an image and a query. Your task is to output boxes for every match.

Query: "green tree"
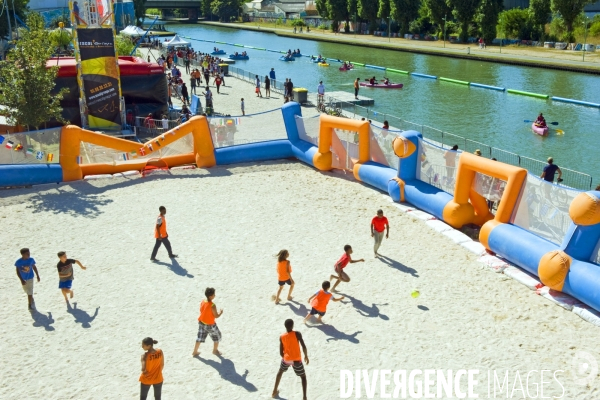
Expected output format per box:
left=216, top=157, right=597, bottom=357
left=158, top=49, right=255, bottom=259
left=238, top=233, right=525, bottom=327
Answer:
left=529, top=0, right=551, bottom=38
left=0, top=13, right=67, bottom=129
left=0, top=0, right=29, bottom=39
left=347, top=0, right=357, bottom=32
left=316, top=0, right=328, bottom=17
left=49, top=27, right=73, bottom=49
left=449, top=0, right=481, bottom=42
left=423, top=0, right=453, bottom=35
left=551, top=0, right=591, bottom=41
left=211, top=0, right=242, bottom=21
left=478, top=0, right=503, bottom=42
left=391, top=0, right=422, bottom=35
left=133, top=0, right=147, bottom=26
left=498, top=8, right=531, bottom=38
left=378, top=0, right=391, bottom=18
left=202, top=0, right=213, bottom=19
left=358, top=0, right=379, bottom=26
left=327, top=0, right=350, bottom=26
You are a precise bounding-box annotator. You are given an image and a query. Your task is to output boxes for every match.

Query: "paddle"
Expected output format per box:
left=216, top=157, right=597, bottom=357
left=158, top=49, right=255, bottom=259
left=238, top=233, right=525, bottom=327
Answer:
left=524, top=120, right=559, bottom=125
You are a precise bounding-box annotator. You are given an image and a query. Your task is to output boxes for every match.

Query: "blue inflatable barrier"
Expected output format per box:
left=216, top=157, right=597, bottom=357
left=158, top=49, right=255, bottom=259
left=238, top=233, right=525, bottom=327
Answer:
left=215, top=140, right=293, bottom=165
left=411, top=73, right=437, bottom=79
left=365, top=65, right=386, bottom=71
left=469, top=82, right=505, bottom=91
left=0, top=164, right=63, bottom=187
left=356, top=161, right=396, bottom=192
left=551, top=96, right=600, bottom=108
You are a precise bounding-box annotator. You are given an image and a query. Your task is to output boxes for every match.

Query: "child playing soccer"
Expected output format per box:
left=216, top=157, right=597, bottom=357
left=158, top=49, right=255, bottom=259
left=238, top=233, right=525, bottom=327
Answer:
left=15, top=248, right=41, bottom=311
left=192, top=287, right=223, bottom=357
left=57, top=251, right=86, bottom=303
left=303, top=281, right=344, bottom=324
left=272, top=319, right=309, bottom=400
left=330, top=245, right=364, bottom=292
left=275, top=249, right=294, bottom=304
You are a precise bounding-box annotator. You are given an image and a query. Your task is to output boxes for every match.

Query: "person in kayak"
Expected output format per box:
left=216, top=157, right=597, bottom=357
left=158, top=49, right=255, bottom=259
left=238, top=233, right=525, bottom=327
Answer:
left=369, top=76, right=378, bottom=85
left=383, top=77, right=390, bottom=85
left=534, top=113, right=547, bottom=127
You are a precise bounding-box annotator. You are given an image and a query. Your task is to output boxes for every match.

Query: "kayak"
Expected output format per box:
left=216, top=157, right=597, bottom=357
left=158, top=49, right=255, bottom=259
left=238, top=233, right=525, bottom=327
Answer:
left=211, top=50, right=226, bottom=55
left=339, top=65, right=354, bottom=71
left=311, top=59, right=325, bottom=63
left=318, top=63, right=330, bottom=67
left=279, top=56, right=295, bottom=62
left=229, top=54, right=249, bottom=60
left=360, top=82, right=404, bottom=89
left=292, top=53, right=302, bottom=57
left=531, top=123, right=549, bottom=136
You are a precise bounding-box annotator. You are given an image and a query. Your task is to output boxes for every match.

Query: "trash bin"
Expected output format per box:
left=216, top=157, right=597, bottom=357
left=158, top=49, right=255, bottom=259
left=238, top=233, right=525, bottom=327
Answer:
left=218, top=63, right=229, bottom=75
left=292, top=87, right=308, bottom=104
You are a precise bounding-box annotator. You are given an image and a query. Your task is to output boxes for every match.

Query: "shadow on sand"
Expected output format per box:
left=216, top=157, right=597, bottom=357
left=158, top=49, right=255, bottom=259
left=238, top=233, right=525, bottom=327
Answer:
left=154, top=259, right=194, bottom=278
left=284, top=300, right=309, bottom=318
left=378, top=254, right=419, bottom=277
left=341, top=294, right=389, bottom=320
left=307, top=324, right=362, bottom=344
left=196, top=355, right=258, bottom=392
left=418, top=305, right=429, bottom=311
left=67, top=302, right=100, bottom=328
left=31, top=310, right=55, bottom=331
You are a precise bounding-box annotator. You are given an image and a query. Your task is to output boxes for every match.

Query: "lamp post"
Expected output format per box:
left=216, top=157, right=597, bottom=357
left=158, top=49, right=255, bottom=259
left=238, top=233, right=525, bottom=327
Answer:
left=443, top=13, right=447, bottom=48
left=499, top=16, right=503, bottom=54
left=583, top=17, right=588, bottom=62
left=388, top=17, right=391, bottom=42
left=354, top=12, right=356, bottom=38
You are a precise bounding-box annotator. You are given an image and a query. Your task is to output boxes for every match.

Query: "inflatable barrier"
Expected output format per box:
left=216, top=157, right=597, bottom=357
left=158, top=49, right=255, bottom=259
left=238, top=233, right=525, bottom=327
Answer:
left=387, top=68, right=409, bottom=75
left=365, top=65, right=386, bottom=70
left=439, top=77, right=469, bottom=85
left=507, top=89, right=549, bottom=99
left=411, top=73, right=437, bottom=79
left=4, top=104, right=600, bottom=320
left=551, top=96, right=600, bottom=108
left=351, top=62, right=365, bottom=66
left=469, top=82, right=505, bottom=91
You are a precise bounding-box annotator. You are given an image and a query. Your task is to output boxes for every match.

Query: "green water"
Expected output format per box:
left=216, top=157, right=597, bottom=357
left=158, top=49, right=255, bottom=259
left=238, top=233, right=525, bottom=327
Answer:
left=168, top=24, right=600, bottom=184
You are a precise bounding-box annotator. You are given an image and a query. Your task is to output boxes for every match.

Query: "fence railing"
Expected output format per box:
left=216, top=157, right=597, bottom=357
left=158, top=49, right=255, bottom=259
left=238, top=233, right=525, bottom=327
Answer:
left=134, top=117, right=182, bottom=137
left=322, top=93, right=594, bottom=190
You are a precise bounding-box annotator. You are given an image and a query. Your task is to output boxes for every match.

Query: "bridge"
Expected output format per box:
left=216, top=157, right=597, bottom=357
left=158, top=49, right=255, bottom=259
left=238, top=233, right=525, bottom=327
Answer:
left=143, top=0, right=200, bottom=21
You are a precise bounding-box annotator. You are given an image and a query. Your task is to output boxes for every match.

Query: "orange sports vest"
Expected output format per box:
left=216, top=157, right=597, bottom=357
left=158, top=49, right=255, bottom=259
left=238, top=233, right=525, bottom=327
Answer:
left=154, top=215, right=167, bottom=239
left=199, top=300, right=216, bottom=325
left=311, top=289, right=333, bottom=312
left=277, top=260, right=292, bottom=281
left=281, top=331, right=301, bottom=362
left=139, top=349, right=164, bottom=385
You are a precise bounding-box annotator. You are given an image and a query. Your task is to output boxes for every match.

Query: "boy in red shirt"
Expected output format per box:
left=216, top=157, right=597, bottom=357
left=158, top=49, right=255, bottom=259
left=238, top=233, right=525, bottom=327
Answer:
left=304, top=281, right=344, bottom=324
left=329, top=245, right=364, bottom=292
left=272, top=319, right=309, bottom=399
left=371, top=209, right=389, bottom=257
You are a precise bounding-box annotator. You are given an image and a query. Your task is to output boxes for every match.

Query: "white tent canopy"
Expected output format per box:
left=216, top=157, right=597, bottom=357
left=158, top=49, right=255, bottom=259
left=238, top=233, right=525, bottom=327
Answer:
left=165, top=35, right=190, bottom=47
left=121, top=25, right=147, bottom=37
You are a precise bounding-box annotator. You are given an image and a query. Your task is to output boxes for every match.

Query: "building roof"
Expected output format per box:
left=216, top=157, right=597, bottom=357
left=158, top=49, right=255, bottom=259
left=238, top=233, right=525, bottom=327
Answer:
left=273, top=2, right=305, bottom=12
left=277, top=0, right=306, bottom=3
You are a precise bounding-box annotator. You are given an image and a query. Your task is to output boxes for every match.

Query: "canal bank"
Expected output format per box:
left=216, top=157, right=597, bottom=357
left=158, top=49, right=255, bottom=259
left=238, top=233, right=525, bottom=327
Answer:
left=198, top=21, right=600, bottom=75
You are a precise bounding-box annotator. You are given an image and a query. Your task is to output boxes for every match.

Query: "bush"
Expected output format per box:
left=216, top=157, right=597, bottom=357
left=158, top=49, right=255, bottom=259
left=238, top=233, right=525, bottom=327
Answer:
left=317, top=23, right=329, bottom=30
left=290, top=19, right=305, bottom=27
left=146, top=8, right=160, bottom=16
left=49, top=28, right=73, bottom=48
left=590, top=20, right=600, bottom=37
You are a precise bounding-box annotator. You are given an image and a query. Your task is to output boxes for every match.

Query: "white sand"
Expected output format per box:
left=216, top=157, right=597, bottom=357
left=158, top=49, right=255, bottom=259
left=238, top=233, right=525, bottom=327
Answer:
left=2, top=161, right=600, bottom=399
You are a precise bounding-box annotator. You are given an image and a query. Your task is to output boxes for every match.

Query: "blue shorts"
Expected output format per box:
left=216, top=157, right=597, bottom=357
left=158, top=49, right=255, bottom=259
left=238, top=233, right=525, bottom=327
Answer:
left=59, top=280, right=73, bottom=289
left=310, top=307, right=325, bottom=316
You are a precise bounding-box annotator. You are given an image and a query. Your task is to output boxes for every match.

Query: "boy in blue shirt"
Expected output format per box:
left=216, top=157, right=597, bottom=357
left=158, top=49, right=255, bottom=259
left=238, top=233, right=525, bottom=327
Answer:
left=15, top=248, right=40, bottom=311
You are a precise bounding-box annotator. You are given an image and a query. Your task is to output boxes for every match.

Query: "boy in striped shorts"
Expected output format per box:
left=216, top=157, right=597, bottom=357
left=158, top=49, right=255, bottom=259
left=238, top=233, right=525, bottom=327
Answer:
left=272, top=319, right=309, bottom=400
left=192, top=287, right=223, bottom=357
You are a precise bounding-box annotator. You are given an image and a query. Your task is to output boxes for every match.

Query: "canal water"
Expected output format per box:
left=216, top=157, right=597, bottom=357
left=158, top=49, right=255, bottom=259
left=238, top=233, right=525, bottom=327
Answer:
left=166, top=24, right=600, bottom=181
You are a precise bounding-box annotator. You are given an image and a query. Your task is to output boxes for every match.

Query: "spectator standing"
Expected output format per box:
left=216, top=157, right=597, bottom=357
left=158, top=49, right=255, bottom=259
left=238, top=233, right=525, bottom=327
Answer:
left=255, top=75, right=263, bottom=97
left=241, top=98, right=245, bottom=116
left=265, top=76, right=271, bottom=97
left=541, top=157, right=563, bottom=183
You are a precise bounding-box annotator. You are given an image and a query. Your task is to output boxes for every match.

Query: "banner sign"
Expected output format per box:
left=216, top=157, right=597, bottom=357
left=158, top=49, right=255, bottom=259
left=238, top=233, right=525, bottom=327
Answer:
left=77, top=28, right=121, bottom=128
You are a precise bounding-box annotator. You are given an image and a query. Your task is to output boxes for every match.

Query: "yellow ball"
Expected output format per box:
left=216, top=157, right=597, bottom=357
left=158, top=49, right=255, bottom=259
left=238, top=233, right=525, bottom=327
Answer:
left=411, top=290, right=420, bottom=298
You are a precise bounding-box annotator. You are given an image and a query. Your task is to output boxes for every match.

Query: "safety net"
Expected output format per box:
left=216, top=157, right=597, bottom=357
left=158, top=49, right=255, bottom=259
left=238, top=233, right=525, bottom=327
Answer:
left=472, top=172, right=507, bottom=212
left=208, top=109, right=287, bottom=149
left=512, top=174, right=581, bottom=245
left=370, top=126, right=402, bottom=170
left=418, top=139, right=461, bottom=195
left=295, top=114, right=320, bottom=146
left=331, top=128, right=358, bottom=170
left=0, top=128, right=62, bottom=164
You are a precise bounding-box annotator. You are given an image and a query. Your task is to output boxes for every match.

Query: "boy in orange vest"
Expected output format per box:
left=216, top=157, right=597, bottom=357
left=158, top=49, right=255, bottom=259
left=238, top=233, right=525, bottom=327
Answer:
left=304, top=281, right=344, bottom=324
left=192, top=287, right=223, bottom=357
left=151, top=206, right=178, bottom=261
left=272, top=319, right=309, bottom=400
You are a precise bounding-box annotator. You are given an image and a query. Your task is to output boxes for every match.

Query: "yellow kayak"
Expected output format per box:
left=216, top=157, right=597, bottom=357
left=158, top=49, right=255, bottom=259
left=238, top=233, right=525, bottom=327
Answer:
left=318, top=62, right=330, bottom=67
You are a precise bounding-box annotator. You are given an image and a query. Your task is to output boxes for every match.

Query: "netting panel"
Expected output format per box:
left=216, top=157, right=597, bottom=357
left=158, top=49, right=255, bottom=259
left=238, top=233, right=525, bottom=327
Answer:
left=0, top=128, right=62, bottom=164
left=472, top=172, right=507, bottom=204
left=295, top=115, right=320, bottom=146
left=513, top=174, right=582, bottom=245
left=332, top=128, right=358, bottom=170
left=370, top=126, right=402, bottom=170
left=418, top=139, right=461, bottom=194
left=209, top=110, right=287, bottom=149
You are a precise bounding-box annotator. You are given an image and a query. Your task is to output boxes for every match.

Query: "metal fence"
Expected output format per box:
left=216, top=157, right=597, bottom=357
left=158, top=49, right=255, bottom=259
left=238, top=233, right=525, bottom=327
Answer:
left=320, top=93, right=594, bottom=190
left=134, top=117, right=183, bottom=137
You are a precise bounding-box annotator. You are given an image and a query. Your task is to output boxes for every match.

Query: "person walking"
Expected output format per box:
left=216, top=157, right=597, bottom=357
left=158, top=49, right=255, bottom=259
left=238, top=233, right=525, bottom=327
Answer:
left=150, top=206, right=178, bottom=261
left=288, top=79, right=294, bottom=99
left=202, top=87, right=213, bottom=109
left=255, top=75, right=263, bottom=97
left=265, top=75, right=271, bottom=97
left=140, top=337, right=164, bottom=400
left=274, top=249, right=294, bottom=304
left=220, top=68, right=226, bottom=86
left=272, top=319, right=309, bottom=400
left=354, top=77, right=360, bottom=100
left=181, top=83, right=189, bottom=105
left=284, top=79, right=290, bottom=97
left=214, top=75, right=222, bottom=94
left=56, top=251, right=87, bottom=303
left=371, top=209, right=389, bottom=257
left=15, top=248, right=40, bottom=311
left=241, top=98, right=245, bottom=116
left=190, top=76, right=197, bottom=95
left=317, top=81, right=325, bottom=106
left=269, top=67, right=276, bottom=86
left=192, top=287, right=223, bottom=357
